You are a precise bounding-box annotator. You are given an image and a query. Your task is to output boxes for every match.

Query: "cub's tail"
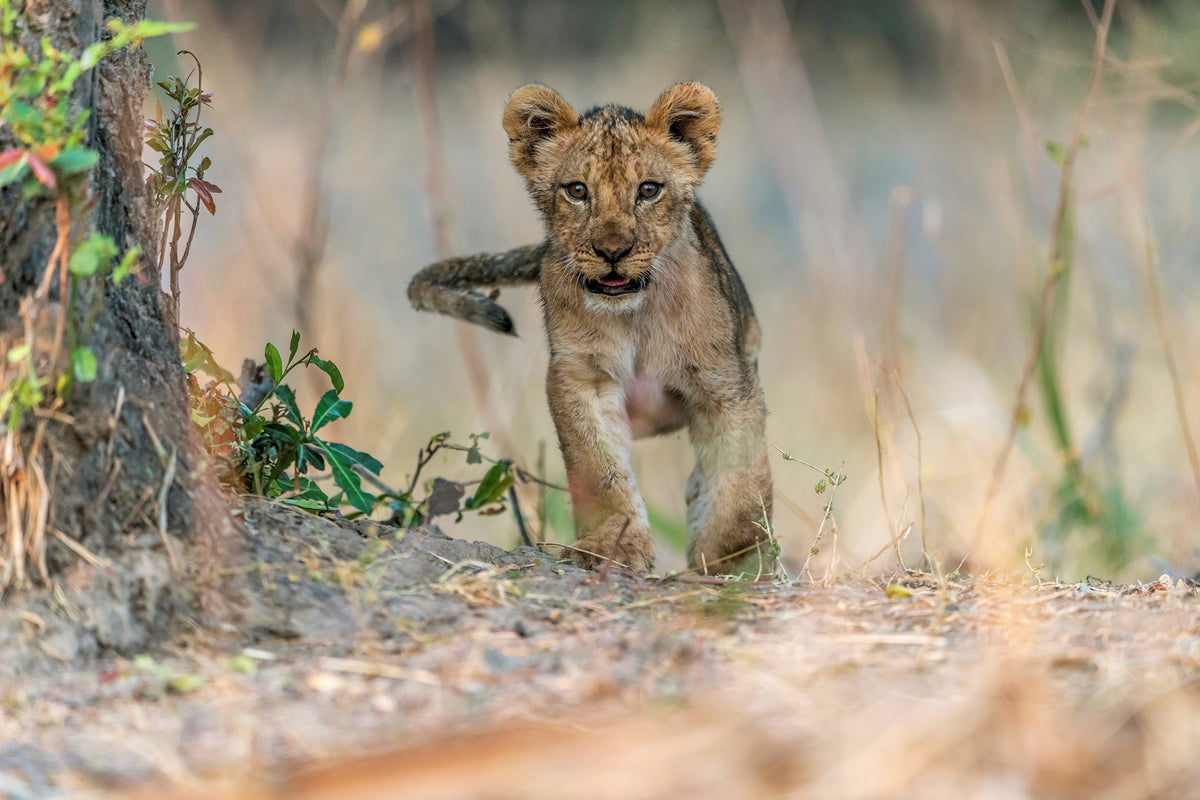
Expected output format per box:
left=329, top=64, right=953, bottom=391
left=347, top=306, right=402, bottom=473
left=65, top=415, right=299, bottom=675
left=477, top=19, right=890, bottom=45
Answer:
left=407, top=242, right=545, bottom=335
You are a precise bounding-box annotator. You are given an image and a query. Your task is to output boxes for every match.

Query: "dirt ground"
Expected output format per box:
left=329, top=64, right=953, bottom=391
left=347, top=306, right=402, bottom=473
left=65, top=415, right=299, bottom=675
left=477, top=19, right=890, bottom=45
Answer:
left=1, top=497, right=1198, bottom=799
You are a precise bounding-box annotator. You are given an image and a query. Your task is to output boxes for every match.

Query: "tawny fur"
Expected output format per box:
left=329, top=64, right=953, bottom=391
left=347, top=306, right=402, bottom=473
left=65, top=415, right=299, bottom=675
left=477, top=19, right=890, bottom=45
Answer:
left=408, top=83, right=772, bottom=573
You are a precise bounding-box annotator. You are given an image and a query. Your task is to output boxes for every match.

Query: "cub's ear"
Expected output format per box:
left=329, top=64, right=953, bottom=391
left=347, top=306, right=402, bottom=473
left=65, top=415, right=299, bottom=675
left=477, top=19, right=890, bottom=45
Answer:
left=645, top=82, right=721, bottom=176
left=502, top=84, right=580, bottom=178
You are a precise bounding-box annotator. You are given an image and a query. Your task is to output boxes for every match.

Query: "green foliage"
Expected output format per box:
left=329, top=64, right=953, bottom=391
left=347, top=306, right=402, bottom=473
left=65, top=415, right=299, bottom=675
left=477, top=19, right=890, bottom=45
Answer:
left=0, top=344, right=45, bottom=429
left=0, top=1, right=178, bottom=423
left=464, top=461, right=514, bottom=512
left=181, top=333, right=530, bottom=527
left=0, top=1, right=192, bottom=198
left=383, top=431, right=530, bottom=531
left=202, top=331, right=384, bottom=516
left=70, top=346, right=96, bottom=382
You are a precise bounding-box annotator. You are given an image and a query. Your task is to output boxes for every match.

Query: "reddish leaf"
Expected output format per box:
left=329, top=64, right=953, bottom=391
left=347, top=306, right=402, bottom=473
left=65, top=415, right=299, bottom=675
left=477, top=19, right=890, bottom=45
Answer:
left=188, top=177, right=215, bottom=214
left=0, top=149, right=26, bottom=170
left=26, top=152, right=56, bottom=189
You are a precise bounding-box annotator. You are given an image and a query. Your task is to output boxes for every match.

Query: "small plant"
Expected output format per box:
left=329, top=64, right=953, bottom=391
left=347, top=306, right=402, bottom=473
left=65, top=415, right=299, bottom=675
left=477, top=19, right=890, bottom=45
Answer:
left=773, top=445, right=847, bottom=583
left=181, top=332, right=541, bottom=532
left=386, top=431, right=518, bottom=528
left=0, top=343, right=44, bottom=429
left=184, top=330, right=384, bottom=515
left=246, top=332, right=383, bottom=514
left=144, top=52, right=220, bottom=329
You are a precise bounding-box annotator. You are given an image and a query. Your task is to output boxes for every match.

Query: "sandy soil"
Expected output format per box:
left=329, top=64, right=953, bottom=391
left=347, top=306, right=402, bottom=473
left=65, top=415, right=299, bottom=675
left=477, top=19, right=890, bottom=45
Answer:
left=1, top=497, right=1198, bottom=799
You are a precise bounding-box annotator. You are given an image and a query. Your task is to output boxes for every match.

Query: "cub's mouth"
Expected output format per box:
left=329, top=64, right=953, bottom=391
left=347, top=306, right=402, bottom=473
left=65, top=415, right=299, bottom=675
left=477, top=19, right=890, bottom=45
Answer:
left=582, top=271, right=648, bottom=297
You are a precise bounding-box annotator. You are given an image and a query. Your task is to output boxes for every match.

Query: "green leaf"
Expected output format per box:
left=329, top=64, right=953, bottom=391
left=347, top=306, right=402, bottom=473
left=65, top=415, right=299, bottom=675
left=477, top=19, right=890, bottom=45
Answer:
left=466, top=462, right=513, bottom=510
left=78, top=42, right=108, bottom=71
left=286, top=477, right=331, bottom=503
left=273, top=384, right=303, bottom=429
left=1044, top=139, right=1066, bottom=167
left=311, top=389, right=351, bottom=433
left=145, top=133, right=170, bottom=154
left=50, top=147, right=99, bottom=175
left=288, top=330, right=301, bottom=362
left=7, top=344, right=31, bottom=363
left=185, top=127, right=214, bottom=161
left=317, top=438, right=375, bottom=514
left=68, top=234, right=117, bottom=277
left=72, top=347, right=97, bottom=383
left=298, top=443, right=326, bottom=472
left=0, top=152, right=29, bottom=186
left=264, top=343, right=282, bottom=385
left=309, top=356, right=344, bottom=393
left=241, top=414, right=267, bottom=440
left=181, top=334, right=208, bottom=372
left=261, top=421, right=302, bottom=448
left=283, top=496, right=337, bottom=512
left=125, top=19, right=196, bottom=37
left=112, top=246, right=141, bottom=285
left=324, top=441, right=383, bottom=475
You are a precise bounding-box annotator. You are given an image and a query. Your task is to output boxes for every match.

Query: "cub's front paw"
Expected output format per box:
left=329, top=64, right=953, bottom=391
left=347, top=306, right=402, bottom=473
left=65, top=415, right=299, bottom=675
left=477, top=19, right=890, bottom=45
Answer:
left=567, top=515, right=655, bottom=572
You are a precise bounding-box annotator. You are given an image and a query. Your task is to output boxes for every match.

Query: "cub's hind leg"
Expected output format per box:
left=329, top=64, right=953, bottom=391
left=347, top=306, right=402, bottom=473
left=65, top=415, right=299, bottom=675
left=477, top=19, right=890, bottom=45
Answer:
left=684, top=387, right=773, bottom=575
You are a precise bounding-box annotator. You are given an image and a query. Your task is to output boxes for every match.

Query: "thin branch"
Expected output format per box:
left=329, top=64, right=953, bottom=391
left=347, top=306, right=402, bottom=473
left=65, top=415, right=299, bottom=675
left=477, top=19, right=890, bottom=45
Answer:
left=994, top=38, right=1048, bottom=214
left=156, top=448, right=181, bottom=574
left=596, top=515, right=632, bottom=581
left=508, top=484, right=533, bottom=548
left=871, top=389, right=902, bottom=569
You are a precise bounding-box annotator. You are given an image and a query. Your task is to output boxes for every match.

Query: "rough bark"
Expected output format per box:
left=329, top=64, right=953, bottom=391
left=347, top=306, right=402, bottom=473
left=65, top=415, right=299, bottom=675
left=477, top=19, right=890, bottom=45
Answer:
left=0, top=0, right=241, bottom=669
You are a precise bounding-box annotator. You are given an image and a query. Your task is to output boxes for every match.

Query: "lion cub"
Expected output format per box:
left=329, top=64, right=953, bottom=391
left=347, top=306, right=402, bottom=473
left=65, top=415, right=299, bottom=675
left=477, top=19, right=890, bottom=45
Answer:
left=409, top=83, right=772, bottom=573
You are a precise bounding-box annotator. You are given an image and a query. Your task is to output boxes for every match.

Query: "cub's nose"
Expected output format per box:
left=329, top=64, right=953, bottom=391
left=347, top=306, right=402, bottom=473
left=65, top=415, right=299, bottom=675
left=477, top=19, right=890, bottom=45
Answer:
left=593, top=241, right=634, bottom=264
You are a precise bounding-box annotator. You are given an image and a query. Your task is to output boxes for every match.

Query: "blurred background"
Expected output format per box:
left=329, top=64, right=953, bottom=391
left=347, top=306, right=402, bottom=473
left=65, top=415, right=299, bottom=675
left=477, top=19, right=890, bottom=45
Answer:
left=147, top=0, right=1200, bottom=580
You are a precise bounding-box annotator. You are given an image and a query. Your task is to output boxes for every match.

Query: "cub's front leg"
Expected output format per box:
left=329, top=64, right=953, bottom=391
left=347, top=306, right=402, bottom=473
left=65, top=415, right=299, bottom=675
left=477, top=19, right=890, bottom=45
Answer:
left=546, top=358, right=655, bottom=571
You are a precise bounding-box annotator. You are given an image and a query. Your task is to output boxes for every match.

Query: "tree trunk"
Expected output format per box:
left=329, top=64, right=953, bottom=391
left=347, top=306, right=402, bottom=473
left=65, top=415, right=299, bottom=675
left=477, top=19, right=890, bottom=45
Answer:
left=0, top=0, right=238, bottom=667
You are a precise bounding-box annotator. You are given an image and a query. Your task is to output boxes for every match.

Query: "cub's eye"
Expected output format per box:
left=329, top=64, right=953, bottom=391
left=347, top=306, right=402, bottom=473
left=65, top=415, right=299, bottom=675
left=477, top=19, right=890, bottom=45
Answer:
left=563, top=182, right=588, bottom=201
left=638, top=181, right=662, bottom=201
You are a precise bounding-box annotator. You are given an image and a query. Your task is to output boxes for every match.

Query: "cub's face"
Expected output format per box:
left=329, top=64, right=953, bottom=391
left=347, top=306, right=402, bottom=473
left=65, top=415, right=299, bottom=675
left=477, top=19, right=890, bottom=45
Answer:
left=503, top=84, right=721, bottom=311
